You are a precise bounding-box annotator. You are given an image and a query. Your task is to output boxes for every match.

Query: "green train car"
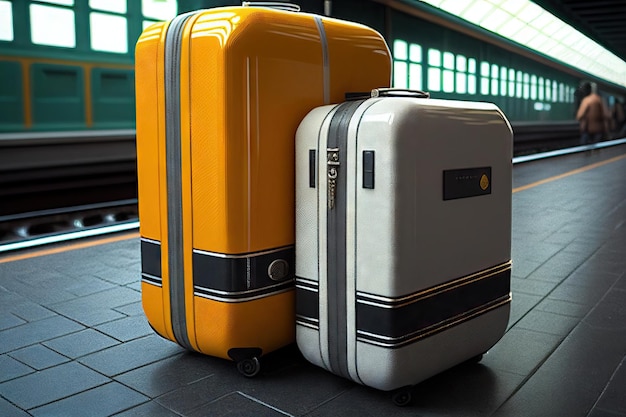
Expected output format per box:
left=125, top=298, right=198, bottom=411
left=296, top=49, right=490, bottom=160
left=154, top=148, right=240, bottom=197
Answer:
left=1, top=0, right=624, bottom=133
left=0, top=0, right=176, bottom=133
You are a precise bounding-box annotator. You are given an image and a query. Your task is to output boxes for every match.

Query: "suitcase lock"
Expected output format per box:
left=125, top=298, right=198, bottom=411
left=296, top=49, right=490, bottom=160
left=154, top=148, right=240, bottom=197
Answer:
left=327, top=148, right=340, bottom=209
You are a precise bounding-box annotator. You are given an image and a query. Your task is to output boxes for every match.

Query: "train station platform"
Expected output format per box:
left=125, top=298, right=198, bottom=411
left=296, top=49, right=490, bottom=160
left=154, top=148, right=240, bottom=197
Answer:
left=1, top=144, right=625, bottom=417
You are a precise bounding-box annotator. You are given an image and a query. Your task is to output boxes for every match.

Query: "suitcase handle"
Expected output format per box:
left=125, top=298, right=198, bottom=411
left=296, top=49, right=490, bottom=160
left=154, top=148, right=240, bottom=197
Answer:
left=241, top=2, right=301, bottom=12
left=370, top=88, right=430, bottom=98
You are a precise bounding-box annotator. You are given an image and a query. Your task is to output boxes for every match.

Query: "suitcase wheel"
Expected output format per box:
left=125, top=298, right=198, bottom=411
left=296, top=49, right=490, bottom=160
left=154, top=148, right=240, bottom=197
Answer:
left=391, top=386, right=413, bottom=407
left=236, top=357, right=261, bottom=378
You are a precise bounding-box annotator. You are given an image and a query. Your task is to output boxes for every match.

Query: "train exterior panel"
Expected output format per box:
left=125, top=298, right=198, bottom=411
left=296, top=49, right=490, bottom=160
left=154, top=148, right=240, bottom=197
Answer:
left=1, top=0, right=625, bottom=133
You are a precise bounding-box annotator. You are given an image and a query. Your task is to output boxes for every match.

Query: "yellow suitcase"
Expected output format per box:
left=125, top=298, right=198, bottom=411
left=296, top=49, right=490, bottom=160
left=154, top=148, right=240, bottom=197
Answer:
left=135, top=3, right=391, bottom=375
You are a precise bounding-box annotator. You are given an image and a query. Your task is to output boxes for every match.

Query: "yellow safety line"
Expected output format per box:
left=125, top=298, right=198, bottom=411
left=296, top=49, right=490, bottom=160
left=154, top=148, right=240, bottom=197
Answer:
left=513, top=153, right=626, bottom=194
left=0, top=232, right=140, bottom=264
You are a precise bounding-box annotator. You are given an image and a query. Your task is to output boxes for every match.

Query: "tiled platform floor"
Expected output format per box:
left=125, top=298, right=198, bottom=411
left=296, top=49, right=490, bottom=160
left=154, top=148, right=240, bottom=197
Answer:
left=1, top=145, right=625, bottom=416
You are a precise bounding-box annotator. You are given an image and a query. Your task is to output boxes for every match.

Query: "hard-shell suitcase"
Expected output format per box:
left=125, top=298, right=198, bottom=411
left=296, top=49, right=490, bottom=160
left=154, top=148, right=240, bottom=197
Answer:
left=135, top=4, right=391, bottom=374
left=295, top=89, right=512, bottom=398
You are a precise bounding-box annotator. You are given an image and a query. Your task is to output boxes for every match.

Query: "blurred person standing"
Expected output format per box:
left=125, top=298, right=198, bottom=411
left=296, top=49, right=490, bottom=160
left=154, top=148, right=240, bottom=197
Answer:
left=576, top=82, right=609, bottom=144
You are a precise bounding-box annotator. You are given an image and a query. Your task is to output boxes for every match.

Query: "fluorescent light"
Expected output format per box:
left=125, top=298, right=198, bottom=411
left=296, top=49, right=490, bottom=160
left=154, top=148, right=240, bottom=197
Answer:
left=418, top=0, right=626, bottom=87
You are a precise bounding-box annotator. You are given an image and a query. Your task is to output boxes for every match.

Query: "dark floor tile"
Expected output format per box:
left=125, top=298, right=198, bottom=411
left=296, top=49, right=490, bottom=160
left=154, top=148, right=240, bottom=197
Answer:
left=43, top=328, right=120, bottom=359
left=0, top=315, right=84, bottom=354
left=588, top=408, right=626, bottom=417
left=187, top=392, right=291, bottom=417
left=549, top=281, right=610, bottom=307
left=50, top=286, right=140, bottom=312
left=64, top=275, right=117, bottom=297
left=615, top=273, right=626, bottom=291
left=507, top=292, right=542, bottom=329
left=511, top=277, right=558, bottom=297
left=583, top=288, right=626, bottom=331
left=525, top=251, right=588, bottom=284
left=0, top=361, right=109, bottom=409
left=481, top=328, right=562, bottom=377
left=0, top=275, right=77, bottom=306
left=95, top=265, right=140, bottom=286
left=111, top=401, right=180, bottom=417
left=95, top=315, right=152, bottom=342
left=491, top=313, right=626, bottom=417
left=115, top=352, right=221, bottom=398
left=564, top=269, right=621, bottom=290
left=5, top=300, right=57, bottom=322
left=515, top=309, right=580, bottom=336
left=0, top=397, right=30, bottom=417
left=157, top=347, right=353, bottom=416
left=78, top=335, right=184, bottom=377
left=0, top=312, right=26, bottom=331
left=113, top=301, right=144, bottom=317
left=47, top=287, right=139, bottom=326
left=593, top=357, right=626, bottom=415
left=29, top=382, right=149, bottom=417
left=510, top=258, right=541, bottom=279
left=9, top=344, right=69, bottom=370
left=535, top=298, right=590, bottom=318
left=0, top=354, right=34, bottom=383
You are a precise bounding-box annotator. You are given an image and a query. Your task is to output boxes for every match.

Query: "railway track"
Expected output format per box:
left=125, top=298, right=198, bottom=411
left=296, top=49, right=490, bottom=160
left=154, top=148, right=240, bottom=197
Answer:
left=0, top=126, right=621, bottom=253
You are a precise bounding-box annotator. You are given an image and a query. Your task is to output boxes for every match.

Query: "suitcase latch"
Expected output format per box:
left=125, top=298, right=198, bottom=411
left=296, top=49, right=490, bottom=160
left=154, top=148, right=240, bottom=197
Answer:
left=327, top=148, right=339, bottom=209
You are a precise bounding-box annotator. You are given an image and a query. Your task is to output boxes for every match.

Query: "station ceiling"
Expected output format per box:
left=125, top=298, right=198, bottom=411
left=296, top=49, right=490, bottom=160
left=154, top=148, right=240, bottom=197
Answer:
left=534, top=0, right=626, bottom=63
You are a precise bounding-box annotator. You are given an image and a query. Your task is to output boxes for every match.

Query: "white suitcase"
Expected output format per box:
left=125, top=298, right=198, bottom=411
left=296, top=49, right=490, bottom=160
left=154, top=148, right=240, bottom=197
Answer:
left=295, top=89, right=513, bottom=403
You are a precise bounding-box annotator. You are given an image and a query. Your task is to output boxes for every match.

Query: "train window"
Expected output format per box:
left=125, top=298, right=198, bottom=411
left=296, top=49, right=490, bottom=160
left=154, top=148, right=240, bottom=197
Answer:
left=545, top=79, right=551, bottom=101
left=30, top=3, right=76, bottom=48
left=410, top=44, right=422, bottom=63
left=516, top=71, right=523, bottom=98
left=428, top=68, right=441, bottom=91
left=429, top=49, right=441, bottom=67
left=530, top=75, right=537, bottom=100
left=508, top=69, right=515, bottom=97
left=36, top=0, right=74, bottom=5
left=538, top=77, right=544, bottom=100
left=500, top=66, right=507, bottom=96
left=0, top=1, right=12, bottom=41
left=142, top=0, right=177, bottom=21
left=409, top=44, right=422, bottom=90
left=442, top=52, right=454, bottom=93
left=456, top=56, right=466, bottom=72
left=491, top=64, right=498, bottom=96
left=467, top=58, right=476, bottom=95
left=443, top=52, right=454, bottom=70
left=409, top=63, right=422, bottom=90
left=523, top=73, right=530, bottom=99
left=392, top=40, right=423, bottom=90
left=90, top=0, right=126, bottom=13
left=443, top=70, right=454, bottom=92
left=455, top=55, right=466, bottom=94
left=393, top=61, right=408, bottom=89
left=428, top=49, right=441, bottom=92
left=393, top=40, right=408, bottom=60
left=392, top=40, right=407, bottom=88
left=552, top=82, right=558, bottom=102
left=90, top=12, right=127, bottom=53
left=559, top=83, right=565, bottom=102
left=480, top=62, right=489, bottom=95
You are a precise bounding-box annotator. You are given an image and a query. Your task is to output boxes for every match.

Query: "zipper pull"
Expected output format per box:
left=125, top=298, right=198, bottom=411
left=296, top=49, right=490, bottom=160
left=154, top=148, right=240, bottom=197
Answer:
left=327, top=148, right=339, bottom=209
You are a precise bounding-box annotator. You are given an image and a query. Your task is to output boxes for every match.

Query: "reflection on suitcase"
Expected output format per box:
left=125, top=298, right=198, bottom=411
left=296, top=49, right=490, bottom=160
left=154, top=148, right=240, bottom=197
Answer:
left=295, top=89, right=512, bottom=399
left=135, top=4, right=391, bottom=375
